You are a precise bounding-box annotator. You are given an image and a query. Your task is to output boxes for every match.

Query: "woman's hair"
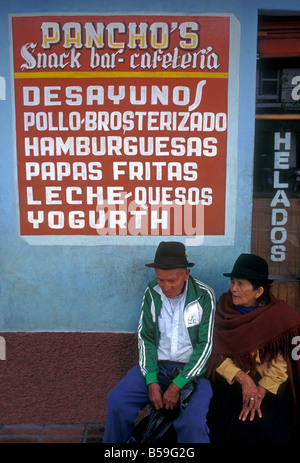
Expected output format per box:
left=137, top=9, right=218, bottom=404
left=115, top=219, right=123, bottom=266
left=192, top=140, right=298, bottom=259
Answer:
left=248, top=279, right=272, bottom=305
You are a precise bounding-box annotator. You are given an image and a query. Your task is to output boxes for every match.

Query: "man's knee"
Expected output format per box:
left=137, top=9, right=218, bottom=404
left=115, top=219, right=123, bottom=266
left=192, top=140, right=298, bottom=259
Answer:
left=107, top=383, right=123, bottom=410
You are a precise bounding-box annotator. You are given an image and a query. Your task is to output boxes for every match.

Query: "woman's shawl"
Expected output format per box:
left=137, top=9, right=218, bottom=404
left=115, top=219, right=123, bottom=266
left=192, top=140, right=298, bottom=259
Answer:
left=208, top=291, right=300, bottom=416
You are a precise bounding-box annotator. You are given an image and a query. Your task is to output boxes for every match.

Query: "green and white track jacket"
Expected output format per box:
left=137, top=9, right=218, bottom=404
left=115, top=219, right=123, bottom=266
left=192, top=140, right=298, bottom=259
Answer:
left=138, top=276, right=216, bottom=389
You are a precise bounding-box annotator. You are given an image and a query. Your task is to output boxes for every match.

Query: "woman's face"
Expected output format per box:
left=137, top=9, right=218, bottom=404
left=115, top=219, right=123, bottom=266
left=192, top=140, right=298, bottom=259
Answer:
left=230, top=278, right=263, bottom=307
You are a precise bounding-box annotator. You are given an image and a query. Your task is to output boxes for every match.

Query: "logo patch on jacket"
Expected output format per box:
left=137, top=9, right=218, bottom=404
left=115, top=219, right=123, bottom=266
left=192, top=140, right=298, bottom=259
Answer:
left=184, top=302, right=202, bottom=327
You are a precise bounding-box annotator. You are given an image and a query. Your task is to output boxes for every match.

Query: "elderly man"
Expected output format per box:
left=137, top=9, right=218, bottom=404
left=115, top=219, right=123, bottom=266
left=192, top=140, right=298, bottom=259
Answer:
left=103, top=241, right=216, bottom=443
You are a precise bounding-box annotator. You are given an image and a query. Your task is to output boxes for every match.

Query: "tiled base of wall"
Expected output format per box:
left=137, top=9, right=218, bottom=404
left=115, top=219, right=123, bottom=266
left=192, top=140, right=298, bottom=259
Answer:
left=0, top=423, right=105, bottom=443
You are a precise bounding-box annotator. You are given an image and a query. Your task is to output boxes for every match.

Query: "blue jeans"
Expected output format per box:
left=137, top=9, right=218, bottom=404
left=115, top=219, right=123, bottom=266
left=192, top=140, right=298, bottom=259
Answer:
left=103, top=362, right=213, bottom=443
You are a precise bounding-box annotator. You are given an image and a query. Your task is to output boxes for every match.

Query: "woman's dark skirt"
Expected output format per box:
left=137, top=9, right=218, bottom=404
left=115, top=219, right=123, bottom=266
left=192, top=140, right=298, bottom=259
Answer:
left=207, top=376, right=296, bottom=443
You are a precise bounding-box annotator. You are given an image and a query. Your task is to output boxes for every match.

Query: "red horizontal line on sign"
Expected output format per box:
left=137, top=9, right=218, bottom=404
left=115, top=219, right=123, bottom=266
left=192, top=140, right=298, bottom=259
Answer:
left=14, top=71, right=228, bottom=79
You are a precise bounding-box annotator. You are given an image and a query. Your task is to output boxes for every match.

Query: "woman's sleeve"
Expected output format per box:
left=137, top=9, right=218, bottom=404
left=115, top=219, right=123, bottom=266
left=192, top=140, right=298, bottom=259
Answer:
left=258, top=352, right=288, bottom=394
left=216, top=352, right=289, bottom=395
left=216, top=357, right=241, bottom=384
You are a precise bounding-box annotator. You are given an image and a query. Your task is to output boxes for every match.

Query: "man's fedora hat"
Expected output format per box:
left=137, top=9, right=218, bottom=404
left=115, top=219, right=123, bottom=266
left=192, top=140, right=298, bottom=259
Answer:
left=223, top=253, right=273, bottom=283
left=145, top=241, right=194, bottom=269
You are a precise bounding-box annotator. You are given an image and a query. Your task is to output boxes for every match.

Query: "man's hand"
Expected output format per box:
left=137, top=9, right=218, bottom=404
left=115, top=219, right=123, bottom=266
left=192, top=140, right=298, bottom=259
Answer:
left=148, top=383, right=164, bottom=410
left=148, top=382, right=181, bottom=411
left=163, top=383, right=181, bottom=410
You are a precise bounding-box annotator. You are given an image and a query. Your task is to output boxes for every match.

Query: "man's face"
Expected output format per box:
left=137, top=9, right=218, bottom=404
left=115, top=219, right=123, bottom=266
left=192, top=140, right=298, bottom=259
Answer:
left=155, top=268, right=190, bottom=299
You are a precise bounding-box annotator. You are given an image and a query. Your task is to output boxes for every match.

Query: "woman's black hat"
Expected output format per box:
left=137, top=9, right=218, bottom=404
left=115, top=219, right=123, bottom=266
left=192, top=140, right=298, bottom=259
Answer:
left=145, top=241, right=194, bottom=269
left=223, top=253, right=273, bottom=283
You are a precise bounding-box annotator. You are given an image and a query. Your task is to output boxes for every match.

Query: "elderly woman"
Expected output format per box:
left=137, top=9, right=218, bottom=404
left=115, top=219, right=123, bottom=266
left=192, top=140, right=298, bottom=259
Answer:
left=208, top=253, right=300, bottom=443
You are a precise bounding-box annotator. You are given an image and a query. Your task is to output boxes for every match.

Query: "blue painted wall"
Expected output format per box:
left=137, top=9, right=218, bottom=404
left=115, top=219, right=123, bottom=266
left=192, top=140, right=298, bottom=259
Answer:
left=1, top=0, right=299, bottom=332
